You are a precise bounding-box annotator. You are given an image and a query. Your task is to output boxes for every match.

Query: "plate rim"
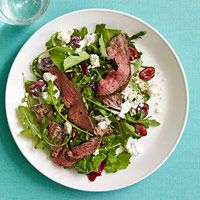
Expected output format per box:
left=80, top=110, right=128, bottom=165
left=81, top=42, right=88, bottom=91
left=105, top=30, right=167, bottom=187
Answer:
left=5, top=8, right=189, bottom=192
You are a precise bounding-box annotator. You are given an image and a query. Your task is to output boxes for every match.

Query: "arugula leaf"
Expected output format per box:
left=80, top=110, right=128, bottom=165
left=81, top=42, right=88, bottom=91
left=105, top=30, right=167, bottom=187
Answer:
left=95, top=24, right=121, bottom=58
left=145, top=119, right=160, bottom=127
left=17, top=106, right=41, bottom=139
left=64, top=51, right=90, bottom=70
left=121, top=121, right=141, bottom=139
left=86, top=42, right=100, bottom=54
left=129, top=31, right=147, bottom=41
left=105, top=151, right=131, bottom=173
left=95, top=24, right=106, bottom=35
left=72, top=26, right=88, bottom=39
left=75, top=153, right=106, bottom=174
left=49, top=46, right=74, bottom=70
left=132, top=58, right=143, bottom=75
left=31, top=57, right=43, bottom=78
left=99, top=34, right=107, bottom=58
left=101, top=28, right=121, bottom=45
left=125, top=113, right=160, bottom=128
left=46, top=32, right=65, bottom=49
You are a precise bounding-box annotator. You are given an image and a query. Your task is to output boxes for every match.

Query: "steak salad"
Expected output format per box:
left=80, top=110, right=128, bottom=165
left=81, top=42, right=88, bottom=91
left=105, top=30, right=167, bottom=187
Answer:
left=17, top=24, right=160, bottom=181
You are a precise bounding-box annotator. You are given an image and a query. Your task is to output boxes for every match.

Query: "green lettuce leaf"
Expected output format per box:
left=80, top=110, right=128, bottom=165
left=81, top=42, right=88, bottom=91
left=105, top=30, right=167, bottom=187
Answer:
left=64, top=51, right=90, bottom=70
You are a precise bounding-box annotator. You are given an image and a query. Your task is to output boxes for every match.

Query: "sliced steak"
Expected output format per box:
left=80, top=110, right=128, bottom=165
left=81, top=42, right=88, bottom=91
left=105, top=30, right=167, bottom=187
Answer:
left=94, top=126, right=113, bottom=137
left=97, top=34, right=131, bottom=97
left=48, top=122, right=65, bottom=144
left=67, top=136, right=101, bottom=161
left=52, top=137, right=101, bottom=167
left=52, top=147, right=76, bottom=167
left=102, top=93, right=122, bottom=109
left=39, top=64, right=94, bottom=133
left=29, top=79, right=46, bottom=96
left=32, top=104, right=53, bottom=123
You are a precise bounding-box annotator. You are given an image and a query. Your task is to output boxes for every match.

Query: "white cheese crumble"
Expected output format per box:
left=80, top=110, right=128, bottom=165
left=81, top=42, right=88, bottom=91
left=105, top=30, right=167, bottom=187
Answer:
left=64, top=121, right=72, bottom=134
left=76, top=33, right=97, bottom=52
left=93, top=149, right=99, bottom=156
left=53, top=85, right=60, bottom=99
left=126, top=137, right=143, bottom=156
left=43, top=72, right=57, bottom=82
left=41, top=92, right=49, bottom=100
left=90, top=54, right=100, bottom=68
left=93, top=115, right=111, bottom=130
left=118, top=85, right=144, bottom=118
left=57, top=29, right=74, bottom=43
left=134, top=77, right=161, bottom=97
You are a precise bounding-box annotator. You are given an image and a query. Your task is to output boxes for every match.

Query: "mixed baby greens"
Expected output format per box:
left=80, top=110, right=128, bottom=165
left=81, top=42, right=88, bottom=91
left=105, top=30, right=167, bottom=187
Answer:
left=17, top=24, right=160, bottom=178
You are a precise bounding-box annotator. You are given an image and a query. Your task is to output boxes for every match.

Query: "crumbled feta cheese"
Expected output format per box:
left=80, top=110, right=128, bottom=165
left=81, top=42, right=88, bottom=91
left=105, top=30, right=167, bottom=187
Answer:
left=147, top=83, right=159, bottom=97
left=43, top=72, right=57, bottom=82
left=118, top=101, right=132, bottom=118
left=64, top=121, right=72, bottom=134
left=41, top=92, right=49, bottom=100
left=115, top=146, right=124, bottom=155
left=90, top=54, right=100, bottom=68
left=93, top=115, right=111, bottom=130
left=134, top=77, right=161, bottom=97
left=57, top=29, right=74, bottom=43
left=118, top=85, right=144, bottom=118
left=126, top=137, right=143, bottom=156
left=76, top=33, right=97, bottom=52
left=53, top=85, right=60, bottom=99
left=93, top=149, right=99, bottom=156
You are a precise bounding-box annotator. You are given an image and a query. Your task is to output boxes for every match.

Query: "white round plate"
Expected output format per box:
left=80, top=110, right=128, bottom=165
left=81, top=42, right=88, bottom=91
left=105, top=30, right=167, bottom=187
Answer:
left=6, top=9, right=188, bottom=192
